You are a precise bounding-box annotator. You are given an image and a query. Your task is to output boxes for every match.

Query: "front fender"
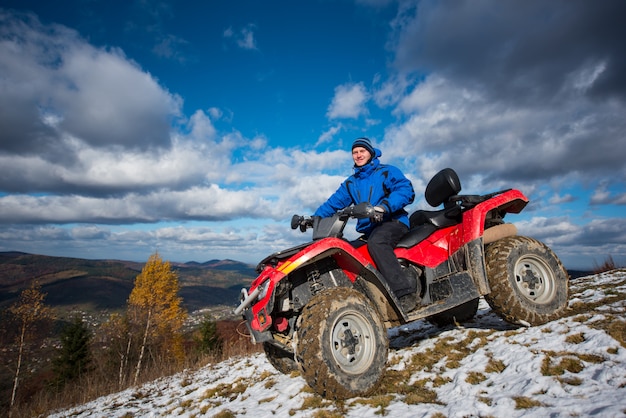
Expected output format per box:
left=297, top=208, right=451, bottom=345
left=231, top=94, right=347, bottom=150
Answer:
left=241, top=238, right=373, bottom=332
left=299, top=241, right=404, bottom=324
left=244, top=237, right=403, bottom=332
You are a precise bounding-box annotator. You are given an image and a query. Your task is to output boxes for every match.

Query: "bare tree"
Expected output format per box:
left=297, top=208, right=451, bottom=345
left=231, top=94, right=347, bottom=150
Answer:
left=7, top=281, right=52, bottom=416
left=100, top=313, right=134, bottom=389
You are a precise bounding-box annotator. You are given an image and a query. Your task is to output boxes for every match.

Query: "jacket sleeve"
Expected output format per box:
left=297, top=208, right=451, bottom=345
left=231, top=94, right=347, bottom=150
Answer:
left=379, top=166, right=415, bottom=214
left=313, top=179, right=354, bottom=217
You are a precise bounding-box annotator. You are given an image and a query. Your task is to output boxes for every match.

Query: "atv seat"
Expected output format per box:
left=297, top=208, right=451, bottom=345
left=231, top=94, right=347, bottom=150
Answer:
left=409, top=205, right=462, bottom=229
left=396, top=168, right=462, bottom=249
left=396, top=223, right=437, bottom=248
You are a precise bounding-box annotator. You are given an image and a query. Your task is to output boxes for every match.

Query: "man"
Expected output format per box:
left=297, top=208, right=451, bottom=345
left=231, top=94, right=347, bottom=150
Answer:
left=313, top=137, right=418, bottom=311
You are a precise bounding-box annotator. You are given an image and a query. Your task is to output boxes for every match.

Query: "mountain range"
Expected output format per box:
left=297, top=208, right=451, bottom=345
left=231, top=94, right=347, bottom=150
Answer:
left=0, top=251, right=256, bottom=315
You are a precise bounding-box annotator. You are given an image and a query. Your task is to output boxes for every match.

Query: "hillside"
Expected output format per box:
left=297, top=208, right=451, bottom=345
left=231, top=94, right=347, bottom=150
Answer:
left=47, top=270, right=626, bottom=417
left=0, top=252, right=256, bottom=314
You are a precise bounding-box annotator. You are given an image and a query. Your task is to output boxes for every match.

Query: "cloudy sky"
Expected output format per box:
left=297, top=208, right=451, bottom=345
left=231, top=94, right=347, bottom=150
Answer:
left=0, top=0, right=624, bottom=270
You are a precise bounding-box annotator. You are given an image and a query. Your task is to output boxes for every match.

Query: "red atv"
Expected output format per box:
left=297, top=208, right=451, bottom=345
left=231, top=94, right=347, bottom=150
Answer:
left=235, top=168, right=569, bottom=399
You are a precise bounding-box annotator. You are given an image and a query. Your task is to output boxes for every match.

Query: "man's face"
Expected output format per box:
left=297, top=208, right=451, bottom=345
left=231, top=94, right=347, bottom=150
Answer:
left=352, top=146, right=371, bottom=167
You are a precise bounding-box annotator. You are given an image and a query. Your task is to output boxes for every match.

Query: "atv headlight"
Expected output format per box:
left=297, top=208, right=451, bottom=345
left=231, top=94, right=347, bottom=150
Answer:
left=257, top=278, right=271, bottom=301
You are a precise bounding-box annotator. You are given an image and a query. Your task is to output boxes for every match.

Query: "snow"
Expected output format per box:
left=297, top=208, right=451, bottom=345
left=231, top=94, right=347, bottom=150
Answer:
left=48, top=271, right=626, bottom=417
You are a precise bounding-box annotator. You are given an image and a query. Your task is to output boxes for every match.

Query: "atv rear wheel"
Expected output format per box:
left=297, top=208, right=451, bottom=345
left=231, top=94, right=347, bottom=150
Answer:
left=427, top=298, right=479, bottom=327
left=294, top=287, right=388, bottom=400
left=485, top=236, right=569, bottom=326
left=263, top=341, right=297, bottom=374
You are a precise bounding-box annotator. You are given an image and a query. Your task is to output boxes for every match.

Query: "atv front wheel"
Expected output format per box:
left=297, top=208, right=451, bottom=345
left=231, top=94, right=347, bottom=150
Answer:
left=485, top=236, right=569, bottom=325
left=294, top=287, right=388, bottom=400
left=263, top=341, right=297, bottom=374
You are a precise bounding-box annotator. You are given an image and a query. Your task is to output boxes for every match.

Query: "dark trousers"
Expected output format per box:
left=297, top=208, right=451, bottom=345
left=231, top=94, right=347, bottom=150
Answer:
left=367, top=221, right=415, bottom=298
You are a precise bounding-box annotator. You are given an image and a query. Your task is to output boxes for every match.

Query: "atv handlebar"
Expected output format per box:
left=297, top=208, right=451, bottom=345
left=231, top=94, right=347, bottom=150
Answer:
left=291, top=214, right=313, bottom=232
left=291, top=202, right=377, bottom=233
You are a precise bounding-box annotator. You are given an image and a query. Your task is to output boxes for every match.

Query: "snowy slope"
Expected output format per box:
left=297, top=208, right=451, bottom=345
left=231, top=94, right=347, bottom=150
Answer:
left=48, top=271, right=626, bottom=418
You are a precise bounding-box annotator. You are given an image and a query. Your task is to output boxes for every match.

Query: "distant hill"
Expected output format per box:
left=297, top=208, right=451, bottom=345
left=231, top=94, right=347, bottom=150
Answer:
left=0, top=252, right=256, bottom=313
left=567, top=269, right=593, bottom=279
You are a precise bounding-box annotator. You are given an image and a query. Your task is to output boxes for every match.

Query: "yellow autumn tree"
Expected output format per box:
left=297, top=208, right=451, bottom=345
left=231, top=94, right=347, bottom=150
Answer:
left=128, top=252, right=187, bottom=385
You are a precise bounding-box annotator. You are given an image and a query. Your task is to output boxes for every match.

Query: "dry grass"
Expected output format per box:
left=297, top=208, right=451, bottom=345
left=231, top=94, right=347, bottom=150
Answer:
left=465, top=371, right=487, bottom=384
left=352, top=394, right=395, bottom=415
left=565, top=332, right=585, bottom=344
left=568, top=275, right=626, bottom=317
left=5, top=320, right=261, bottom=418
left=484, top=356, right=507, bottom=373
left=308, top=410, right=345, bottom=418
left=607, top=319, right=626, bottom=348
left=593, top=255, right=619, bottom=274
left=513, top=396, right=546, bottom=409
left=212, top=410, right=236, bottom=418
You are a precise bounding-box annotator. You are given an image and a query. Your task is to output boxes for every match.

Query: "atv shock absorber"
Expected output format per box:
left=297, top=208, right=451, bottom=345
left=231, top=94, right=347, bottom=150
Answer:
left=307, top=267, right=324, bottom=295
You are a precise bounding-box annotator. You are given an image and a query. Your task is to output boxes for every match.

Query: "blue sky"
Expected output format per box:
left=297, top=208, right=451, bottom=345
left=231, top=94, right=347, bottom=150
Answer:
left=0, top=0, right=625, bottom=270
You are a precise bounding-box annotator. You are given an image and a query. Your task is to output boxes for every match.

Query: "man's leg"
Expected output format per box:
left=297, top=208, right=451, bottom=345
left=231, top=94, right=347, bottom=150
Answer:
left=367, top=222, right=416, bottom=300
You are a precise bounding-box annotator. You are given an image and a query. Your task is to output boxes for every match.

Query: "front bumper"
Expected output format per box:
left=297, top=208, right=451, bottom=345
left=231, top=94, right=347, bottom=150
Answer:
left=234, top=287, right=261, bottom=316
left=241, top=307, right=273, bottom=344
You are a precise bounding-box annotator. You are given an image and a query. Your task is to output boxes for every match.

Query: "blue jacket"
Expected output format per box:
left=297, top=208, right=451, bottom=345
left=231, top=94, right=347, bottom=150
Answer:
left=313, top=149, right=415, bottom=236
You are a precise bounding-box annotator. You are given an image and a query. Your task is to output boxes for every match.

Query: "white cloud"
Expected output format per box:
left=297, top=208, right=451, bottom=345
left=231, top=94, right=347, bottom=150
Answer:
left=223, top=24, right=258, bottom=50
left=0, top=12, right=182, bottom=155
left=71, top=225, right=111, bottom=240
left=326, top=82, right=369, bottom=119
left=514, top=217, right=580, bottom=245
left=238, top=25, right=258, bottom=50
left=315, top=125, right=342, bottom=147
left=549, top=194, right=576, bottom=205
left=152, top=34, right=188, bottom=63
left=590, top=183, right=612, bottom=205
left=380, top=73, right=626, bottom=190
left=187, top=109, right=218, bottom=142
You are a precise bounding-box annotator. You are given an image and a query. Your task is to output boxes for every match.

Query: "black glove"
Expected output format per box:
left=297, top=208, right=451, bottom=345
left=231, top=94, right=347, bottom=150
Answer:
left=372, top=206, right=385, bottom=223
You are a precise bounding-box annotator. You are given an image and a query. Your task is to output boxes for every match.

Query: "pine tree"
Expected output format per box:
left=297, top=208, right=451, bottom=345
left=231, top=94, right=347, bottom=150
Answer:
left=8, top=281, right=52, bottom=415
left=51, top=316, right=92, bottom=388
left=196, top=314, right=223, bottom=356
left=128, top=252, right=187, bottom=385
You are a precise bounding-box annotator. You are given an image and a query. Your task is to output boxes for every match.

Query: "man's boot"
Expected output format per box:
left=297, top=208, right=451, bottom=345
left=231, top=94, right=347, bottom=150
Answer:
left=398, top=267, right=420, bottom=312
left=399, top=293, right=417, bottom=312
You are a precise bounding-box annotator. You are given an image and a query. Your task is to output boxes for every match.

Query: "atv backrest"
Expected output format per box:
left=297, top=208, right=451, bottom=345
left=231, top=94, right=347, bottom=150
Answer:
left=425, top=168, right=462, bottom=207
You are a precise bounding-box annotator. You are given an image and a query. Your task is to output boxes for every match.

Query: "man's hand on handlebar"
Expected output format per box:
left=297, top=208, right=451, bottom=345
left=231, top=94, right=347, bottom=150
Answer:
left=372, top=206, right=385, bottom=222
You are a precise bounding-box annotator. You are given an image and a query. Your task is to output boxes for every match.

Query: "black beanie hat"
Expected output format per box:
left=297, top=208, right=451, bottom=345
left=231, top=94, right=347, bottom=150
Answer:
left=352, top=137, right=375, bottom=156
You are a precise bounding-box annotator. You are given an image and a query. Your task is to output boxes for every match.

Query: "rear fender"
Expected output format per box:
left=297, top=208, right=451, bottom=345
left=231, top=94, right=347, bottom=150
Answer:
left=394, top=190, right=527, bottom=269
left=462, top=190, right=528, bottom=243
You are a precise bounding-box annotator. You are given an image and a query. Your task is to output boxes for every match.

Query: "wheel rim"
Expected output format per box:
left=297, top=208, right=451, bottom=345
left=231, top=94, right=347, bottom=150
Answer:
left=513, top=254, right=557, bottom=304
left=329, top=312, right=376, bottom=374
